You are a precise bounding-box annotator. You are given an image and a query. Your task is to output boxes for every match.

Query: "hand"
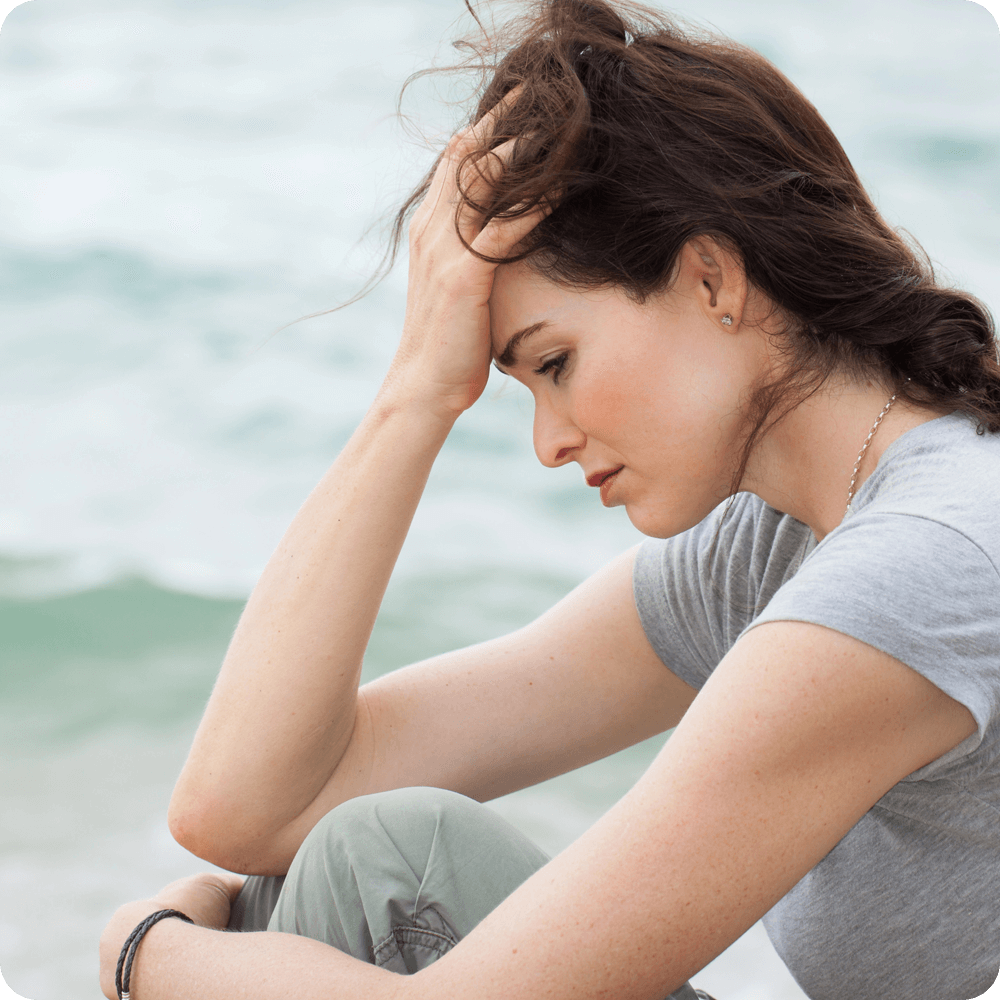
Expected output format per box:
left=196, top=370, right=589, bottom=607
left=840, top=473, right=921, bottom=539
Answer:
left=383, top=91, right=552, bottom=418
left=99, top=873, right=245, bottom=999
left=149, top=871, right=246, bottom=929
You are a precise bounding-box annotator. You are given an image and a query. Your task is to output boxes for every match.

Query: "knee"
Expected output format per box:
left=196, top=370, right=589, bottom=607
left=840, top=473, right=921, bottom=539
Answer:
left=332, top=786, right=479, bottom=830
left=299, top=786, right=479, bottom=868
left=269, top=787, right=483, bottom=943
left=297, top=785, right=549, bottom=893
left=271, top=786, right=549, bottom=953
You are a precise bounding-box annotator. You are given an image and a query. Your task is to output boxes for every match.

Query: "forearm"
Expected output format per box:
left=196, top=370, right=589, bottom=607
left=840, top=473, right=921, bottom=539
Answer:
left=170, top=392, right=457, bottom=869
left=169, top=102, right=545, bottom=871
left=101, top=907, right=408, bottom=1000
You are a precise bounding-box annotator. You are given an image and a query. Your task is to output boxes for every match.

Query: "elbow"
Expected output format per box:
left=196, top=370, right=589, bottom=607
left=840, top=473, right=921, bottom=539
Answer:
left=167, top=788, right=289, bottom=876
left=167, top=791, right=229, bottom=867
left=167, top=785, right=242, bottom=871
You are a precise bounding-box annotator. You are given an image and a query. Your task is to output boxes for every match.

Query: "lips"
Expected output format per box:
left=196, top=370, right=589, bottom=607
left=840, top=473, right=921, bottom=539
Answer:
left=586, top=466, right=624, bottom=489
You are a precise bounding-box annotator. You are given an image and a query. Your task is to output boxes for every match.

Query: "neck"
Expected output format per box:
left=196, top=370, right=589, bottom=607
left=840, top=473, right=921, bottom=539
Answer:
left=743, top=378, right=948, bottom=542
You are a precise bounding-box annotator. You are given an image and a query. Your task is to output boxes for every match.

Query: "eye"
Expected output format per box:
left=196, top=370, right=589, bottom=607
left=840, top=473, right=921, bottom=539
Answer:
left=533, top=353, right=569, bottom=385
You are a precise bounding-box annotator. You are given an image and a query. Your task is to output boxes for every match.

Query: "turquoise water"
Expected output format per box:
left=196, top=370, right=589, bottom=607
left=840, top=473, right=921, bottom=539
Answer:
left=0, top=1, right=996, bottom=997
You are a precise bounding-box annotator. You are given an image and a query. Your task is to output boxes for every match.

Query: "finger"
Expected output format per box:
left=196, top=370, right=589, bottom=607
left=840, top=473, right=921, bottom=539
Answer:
left=413, top=141, right=510, bottom=247
left=456, top=83, right=525, bottom=157
left=458, top=136, right=555, bottom=246
left=409, top=147, right=453, bottom=237
left=219, top=873, right=248, bottom=900
left=454, top=137, right=519, bottom=232
left=414, top=86, right=526, bottom=231
left=470, top=197, right=555, bottom=260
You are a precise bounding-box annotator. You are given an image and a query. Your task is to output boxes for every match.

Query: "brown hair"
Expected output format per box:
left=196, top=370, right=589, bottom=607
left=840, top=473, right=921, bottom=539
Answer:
left=392, top=0, right=1000, bottom=490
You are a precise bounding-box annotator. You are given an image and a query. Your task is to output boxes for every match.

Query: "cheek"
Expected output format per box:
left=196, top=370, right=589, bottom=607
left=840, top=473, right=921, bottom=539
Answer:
left=578, top=338, right=750, bottom=514
left=650, top=336, right=751, bottom=450
left=579, top=353, right=737, bottom=455
left=571, top=368, right=635, bottom=439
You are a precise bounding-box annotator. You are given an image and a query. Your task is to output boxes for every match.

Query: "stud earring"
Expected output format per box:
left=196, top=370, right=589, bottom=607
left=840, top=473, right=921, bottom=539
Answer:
left=721, top=314, right=733, bottom=327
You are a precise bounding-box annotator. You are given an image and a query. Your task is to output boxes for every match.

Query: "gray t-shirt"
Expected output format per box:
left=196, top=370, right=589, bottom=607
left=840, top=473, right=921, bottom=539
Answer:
left=633, top=411, right=1000, bottom=1000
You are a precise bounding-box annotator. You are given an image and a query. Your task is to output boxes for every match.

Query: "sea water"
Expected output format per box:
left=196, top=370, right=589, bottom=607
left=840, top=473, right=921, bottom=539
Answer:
left=0, top=1, right=996, bottom=997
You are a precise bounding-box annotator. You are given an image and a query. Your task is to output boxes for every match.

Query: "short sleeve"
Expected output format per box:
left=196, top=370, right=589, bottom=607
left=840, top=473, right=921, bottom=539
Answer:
left=633, top=493, right=815, bottom=691
left=746, top=512, right=1000, bottom=778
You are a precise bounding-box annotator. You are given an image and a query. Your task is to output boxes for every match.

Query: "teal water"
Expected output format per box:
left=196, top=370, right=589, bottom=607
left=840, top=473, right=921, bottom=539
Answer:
left=0, top=562, right=586, bottom=753
left=0, top=1, right=997, bottom=997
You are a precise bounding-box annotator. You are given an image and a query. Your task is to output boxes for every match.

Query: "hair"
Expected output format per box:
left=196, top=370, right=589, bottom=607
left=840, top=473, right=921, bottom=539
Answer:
left=389, top=0, right=1000, bottom=493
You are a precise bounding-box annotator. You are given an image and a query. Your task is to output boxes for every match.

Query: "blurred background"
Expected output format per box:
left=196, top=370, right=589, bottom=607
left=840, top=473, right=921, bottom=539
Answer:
left=0, top=0, right=996, bottom=997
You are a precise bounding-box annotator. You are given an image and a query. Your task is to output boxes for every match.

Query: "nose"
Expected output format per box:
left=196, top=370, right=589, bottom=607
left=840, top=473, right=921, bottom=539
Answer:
left=532, top=396, right=586, bottom=468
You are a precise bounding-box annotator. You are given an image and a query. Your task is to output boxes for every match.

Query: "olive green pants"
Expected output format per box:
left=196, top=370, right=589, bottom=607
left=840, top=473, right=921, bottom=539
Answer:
left=227, top=786, right=713, bottom=1000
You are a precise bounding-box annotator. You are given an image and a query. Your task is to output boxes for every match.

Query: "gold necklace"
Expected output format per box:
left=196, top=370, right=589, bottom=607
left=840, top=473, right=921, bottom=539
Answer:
left=844, top=389, right=904, bottom=518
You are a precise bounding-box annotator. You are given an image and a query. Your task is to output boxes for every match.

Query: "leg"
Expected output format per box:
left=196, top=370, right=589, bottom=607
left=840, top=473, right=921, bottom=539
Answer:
left=261, top=786, right=547, bottom=972
left=228, top=787, right=713, bottom=997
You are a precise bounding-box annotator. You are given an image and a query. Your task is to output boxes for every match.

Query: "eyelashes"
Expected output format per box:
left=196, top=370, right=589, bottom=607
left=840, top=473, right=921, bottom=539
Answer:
left=533, top=353, right=569, bottom=384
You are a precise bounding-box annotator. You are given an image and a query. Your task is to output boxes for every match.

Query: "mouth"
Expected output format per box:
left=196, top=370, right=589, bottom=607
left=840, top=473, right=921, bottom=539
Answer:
left=586, top=466, right=625, bottom=489
left=587, top=466, right=625, bottom=505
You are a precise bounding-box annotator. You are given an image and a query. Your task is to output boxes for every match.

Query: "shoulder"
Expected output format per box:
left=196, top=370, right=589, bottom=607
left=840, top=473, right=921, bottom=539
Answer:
left=812, top=411, right=1000, bottom=605
left=776, top=411, right=1000, bottom=652
left=856, top=411, right=1000, bottom=566
left=751, top=510, right=1000, bottom=775
left=757, top=510, right=999, bottom=647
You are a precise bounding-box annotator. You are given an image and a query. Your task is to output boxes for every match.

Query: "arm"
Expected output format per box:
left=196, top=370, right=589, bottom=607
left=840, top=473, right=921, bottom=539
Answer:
left=173, top=535, right=697, bottom=874
left=167, top=393, right=455, bottom=872
left=166, top=107, right=537, bottom=872
left=104, top=620, right=976, bottom=1000
left=168, top=106, right=696, bottom=876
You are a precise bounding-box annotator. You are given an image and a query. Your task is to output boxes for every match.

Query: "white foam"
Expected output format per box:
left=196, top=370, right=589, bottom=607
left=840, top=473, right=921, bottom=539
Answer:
left=0, top=0, right=996, bottom=598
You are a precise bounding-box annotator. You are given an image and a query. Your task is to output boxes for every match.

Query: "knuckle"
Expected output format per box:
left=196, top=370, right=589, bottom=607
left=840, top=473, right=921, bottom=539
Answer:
left=446, top=131, right=470, bottom=157
left=438, top=261, right=476, bottom=296
left=408, top=217, right=430, bottom=248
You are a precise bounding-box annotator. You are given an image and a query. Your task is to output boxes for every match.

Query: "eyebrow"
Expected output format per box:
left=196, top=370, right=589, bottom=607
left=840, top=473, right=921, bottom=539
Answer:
left=494, top=321, right=549, bottom=371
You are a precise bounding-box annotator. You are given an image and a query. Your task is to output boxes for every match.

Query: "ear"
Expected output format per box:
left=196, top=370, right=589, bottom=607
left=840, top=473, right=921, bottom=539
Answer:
left=680, top=237, right=748, bottom=329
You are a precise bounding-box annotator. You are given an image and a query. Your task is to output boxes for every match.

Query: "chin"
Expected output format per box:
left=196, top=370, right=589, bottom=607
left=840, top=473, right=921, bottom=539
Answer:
left=626, top=504, right=687, bottom=540
left=625, top=496, right=722, bottom=540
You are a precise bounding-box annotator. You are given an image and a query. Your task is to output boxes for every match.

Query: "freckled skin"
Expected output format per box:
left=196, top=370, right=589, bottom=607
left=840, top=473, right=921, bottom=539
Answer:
left=488, top=247, right=768, bottom=539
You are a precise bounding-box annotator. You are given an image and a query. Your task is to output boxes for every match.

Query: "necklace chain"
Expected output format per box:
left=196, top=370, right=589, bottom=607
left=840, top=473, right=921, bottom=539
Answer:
left=844, top=391, right=903, bottom=516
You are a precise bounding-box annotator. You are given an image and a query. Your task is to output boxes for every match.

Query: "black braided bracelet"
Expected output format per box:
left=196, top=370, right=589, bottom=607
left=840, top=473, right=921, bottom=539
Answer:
left=115, top=908, right=194, bottom=1000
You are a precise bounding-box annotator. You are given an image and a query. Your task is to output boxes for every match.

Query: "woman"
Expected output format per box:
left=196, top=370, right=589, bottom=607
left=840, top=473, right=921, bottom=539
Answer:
left=99, top=1, right=1000, bottom=998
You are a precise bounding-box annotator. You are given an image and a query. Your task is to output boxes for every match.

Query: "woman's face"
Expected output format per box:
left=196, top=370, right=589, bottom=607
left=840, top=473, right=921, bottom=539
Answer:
left=488, top=257, right=768, bottom=538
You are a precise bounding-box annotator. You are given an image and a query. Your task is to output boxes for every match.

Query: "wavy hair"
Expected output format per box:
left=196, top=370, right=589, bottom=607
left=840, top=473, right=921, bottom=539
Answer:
left=391, top=0, right=1000, bottom=491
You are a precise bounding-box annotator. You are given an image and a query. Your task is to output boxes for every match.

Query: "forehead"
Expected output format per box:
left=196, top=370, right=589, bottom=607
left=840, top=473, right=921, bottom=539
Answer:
left=490, top=262, right=562, bottom=326
left=489, top=263, right=628, bottom=355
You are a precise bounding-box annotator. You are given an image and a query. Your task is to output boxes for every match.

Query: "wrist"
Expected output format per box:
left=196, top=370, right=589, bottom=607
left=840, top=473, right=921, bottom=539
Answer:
left=371, top=377, right=467, bottom=432
left=378, top=355, right=488, bottom=424
left=106, top=899, right=162, bottom=946
left=99, top=901, right=165, bottom=999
